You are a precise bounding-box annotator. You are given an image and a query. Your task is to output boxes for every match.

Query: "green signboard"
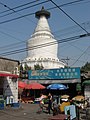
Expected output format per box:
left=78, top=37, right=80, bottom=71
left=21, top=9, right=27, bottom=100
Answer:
left=28, top=67, right=80, bottom=80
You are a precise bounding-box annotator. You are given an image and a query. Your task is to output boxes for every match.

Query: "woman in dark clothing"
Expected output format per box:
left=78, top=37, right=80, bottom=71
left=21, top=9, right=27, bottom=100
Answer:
left=48, top=93, right=53, bottom=114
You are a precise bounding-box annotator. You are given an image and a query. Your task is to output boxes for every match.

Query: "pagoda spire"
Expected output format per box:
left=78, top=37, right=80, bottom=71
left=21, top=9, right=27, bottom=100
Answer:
left=35, top=6, right=50, bottom=19
left=32, top=6, right=53, bottom=38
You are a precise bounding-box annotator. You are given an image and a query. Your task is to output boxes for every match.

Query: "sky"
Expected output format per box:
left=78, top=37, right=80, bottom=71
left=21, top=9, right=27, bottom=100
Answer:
left=0, top=0, right=90, bottom=68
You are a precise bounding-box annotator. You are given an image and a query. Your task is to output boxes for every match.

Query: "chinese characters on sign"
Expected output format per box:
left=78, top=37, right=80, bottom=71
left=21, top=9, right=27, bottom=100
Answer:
left=28, top=67, right=80, bottom=80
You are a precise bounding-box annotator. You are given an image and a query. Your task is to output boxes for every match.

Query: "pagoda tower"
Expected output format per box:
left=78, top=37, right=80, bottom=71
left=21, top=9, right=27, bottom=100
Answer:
left=22, top=7, right=66, bottom=69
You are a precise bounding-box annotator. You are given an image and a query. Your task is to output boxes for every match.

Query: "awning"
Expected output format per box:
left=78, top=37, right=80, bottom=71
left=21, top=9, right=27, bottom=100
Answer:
left=18, top=81, right=27, bottom=89
left=82, top=80, right=90, bottom=85
left=26, top=82, right=45, bottom=89
left=29, top=79, right=81, bottom=84
left=0, top=73, right=18, bottom=78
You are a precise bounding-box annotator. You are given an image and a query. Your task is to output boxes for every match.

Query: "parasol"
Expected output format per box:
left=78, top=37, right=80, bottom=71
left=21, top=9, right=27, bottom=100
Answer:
left=18, top=81, right=27, bottom=89
left=61, top=95, right=70, bottom=99
left=26, top=82, right=45, bottom=98
left=47, top=83, right=68, bottom=90
left=26, top=82, right=45, bottom=89
left=72, top=95, right=85, bottom=102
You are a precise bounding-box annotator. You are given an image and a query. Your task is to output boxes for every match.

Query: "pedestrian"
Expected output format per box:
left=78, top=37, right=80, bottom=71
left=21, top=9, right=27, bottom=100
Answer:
left=48, top=93, right=53, bottom=114
left=37, top=94, right=44, bottom=114
left=39, top=98, right=44, bottom=112
left=52, top=98, right=61, bottom=116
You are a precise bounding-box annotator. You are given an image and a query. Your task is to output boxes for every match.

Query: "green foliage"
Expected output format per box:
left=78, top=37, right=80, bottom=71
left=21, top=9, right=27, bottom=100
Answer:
left=76, top=83, right=81, bottom=91
left=19, top=63, right=31, bottom=78
left=19, top=64, right=23, bottom=71
left=19, top=63, right=44, bottom=78
left=24, top=63, right=29, bottom=70
left=34, top=64, right=44, bottom=70
left=81, top=62, right=90, bottom=72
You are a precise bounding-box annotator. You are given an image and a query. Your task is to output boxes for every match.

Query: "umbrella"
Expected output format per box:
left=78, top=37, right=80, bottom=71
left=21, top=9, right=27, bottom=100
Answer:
left=27, top=82, right=45, bottom=89
left=61, top=95, right=70, bottom=102
left=72, top=95, right=85, bottom=102
left=26, top=82, right=45, bottom=98
left=18, top=81, right=27, bottom=89
left=61, top=95, right=70, bottom=99
left=82, top=80, right=90, bottom=85
left=18, top=81, right=28, bottom=100
left=47, top=83, right=68, bottom=90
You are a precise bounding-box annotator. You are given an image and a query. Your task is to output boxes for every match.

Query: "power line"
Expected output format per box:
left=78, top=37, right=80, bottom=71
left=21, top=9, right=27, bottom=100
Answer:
left=0, top=0, right=87, bottom=20
left=0, top=2, right=15, bottom=12
left=0, top=0, right=87, bottom=18
left=47, top=0, right=87, bottom=11
left=0, top=0, right=89, bottom=53
left=0, top=0, right=87, bottom=43
left=0, top=0, right=49, bottom=18
left=0, top=0, right=50, bottom=24
left=0, top=0, right=41, bottom=14
left=0, top=33, right=90, bottom=56
left=71, top=45, right=90, bottom=66
left=0, top=0, right=88, bottom=36
left=61, top=57, right=70, bottom=66
left=0, top=20, right=89, bottom=51
left=0, top=30, right=24, bottom=42
left=49, top=0, right=89, bottom=34
left=0, top=12, right=35, bottom=24
left=53, top=21, right=90, bottom=35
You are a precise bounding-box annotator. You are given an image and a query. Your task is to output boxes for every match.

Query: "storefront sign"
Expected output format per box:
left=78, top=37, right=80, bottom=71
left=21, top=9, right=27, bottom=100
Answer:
left=28, top=67, right=80, bottom=80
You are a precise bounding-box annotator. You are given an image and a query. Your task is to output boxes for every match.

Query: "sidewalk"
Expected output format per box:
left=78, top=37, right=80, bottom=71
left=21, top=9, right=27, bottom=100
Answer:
left=0, top=103, right=52, bottom=120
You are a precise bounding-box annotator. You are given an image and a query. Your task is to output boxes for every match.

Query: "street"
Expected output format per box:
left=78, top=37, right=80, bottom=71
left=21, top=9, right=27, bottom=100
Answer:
left=0, top=103, right=52, bottom=120
left=1, top=103, right=90, bottom=120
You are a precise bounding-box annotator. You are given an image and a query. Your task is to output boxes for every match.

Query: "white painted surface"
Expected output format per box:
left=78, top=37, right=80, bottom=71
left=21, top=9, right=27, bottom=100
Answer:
left=22, top=9, right=66, bottom=69
left=3, top=76, right=18, bottom=103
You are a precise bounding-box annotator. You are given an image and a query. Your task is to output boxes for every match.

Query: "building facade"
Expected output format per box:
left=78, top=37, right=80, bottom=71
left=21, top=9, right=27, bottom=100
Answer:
left=0, top=57, right=19, bottom=103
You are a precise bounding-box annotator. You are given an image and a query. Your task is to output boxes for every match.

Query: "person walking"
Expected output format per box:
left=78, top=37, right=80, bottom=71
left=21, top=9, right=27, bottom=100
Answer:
left=52, top=98, right=61, bottom=116
left=48, top=93, right=53, bottom=114
left=37, top=94, right=44, bottom=113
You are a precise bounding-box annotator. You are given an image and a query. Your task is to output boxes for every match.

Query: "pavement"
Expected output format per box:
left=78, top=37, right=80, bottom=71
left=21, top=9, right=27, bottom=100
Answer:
left=0, top=103, right=53, bottom=120
left=1, top=103, right=89, bottom=120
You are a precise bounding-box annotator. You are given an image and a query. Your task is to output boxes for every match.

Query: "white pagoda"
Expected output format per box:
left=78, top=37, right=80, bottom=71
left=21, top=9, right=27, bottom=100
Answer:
left=22, top=7, right=66, bottom=69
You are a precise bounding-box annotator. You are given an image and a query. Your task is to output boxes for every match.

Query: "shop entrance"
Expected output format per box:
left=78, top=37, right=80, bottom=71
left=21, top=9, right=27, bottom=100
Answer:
left=0, top=77, right=4, bottom=95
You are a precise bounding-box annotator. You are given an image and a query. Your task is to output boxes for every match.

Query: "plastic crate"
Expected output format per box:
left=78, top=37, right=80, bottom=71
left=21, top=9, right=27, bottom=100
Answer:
left=0, top=103, right=4, bottom=110
left=12, top=103, right=20, bottom=108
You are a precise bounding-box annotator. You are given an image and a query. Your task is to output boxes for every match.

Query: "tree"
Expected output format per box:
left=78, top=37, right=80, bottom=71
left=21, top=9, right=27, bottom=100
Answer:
left=81, top=62, right=90, bottom=72
left=19, top=64, right=23, bottom=71
left=34, top=64, right=44, bottom=70
left=24, top=63, right=29, bottom=71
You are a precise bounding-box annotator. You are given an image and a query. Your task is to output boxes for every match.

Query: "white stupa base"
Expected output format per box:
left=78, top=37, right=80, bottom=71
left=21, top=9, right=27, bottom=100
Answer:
left=22, top=57, right=66, bottom=69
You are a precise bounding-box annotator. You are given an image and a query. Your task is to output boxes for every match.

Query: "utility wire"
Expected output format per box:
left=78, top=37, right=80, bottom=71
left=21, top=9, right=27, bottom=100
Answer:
left=0, top=0, right=49, bottom=18
left=0, top=0, right=49, bottom=24
left=53, top=20, right=90, bottom=35
left=0, top=0, right=41, bottom=14
left=0, top=0, right=87, bottom=17
left=47, top=0, right=88, bottom=11
left=0, top=2, right=15, bottom=12
left=0, top=33, right=90, bottom=56
left=0, top=30, right=24, bottom=42
left=71, top=45, right=90, bottom=66
left=0, top=0, right=89, bottom=66
left=0, top=20, right=89, bottom=51
left=0, top=12, right=35, bottom=24
left=0, top=0, right=89, bottom=52
left=0, top=0, right=88, bottom=35
left=49, top=0, right=89, bottom=34
left=0, top=0, right=87, bottom=42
